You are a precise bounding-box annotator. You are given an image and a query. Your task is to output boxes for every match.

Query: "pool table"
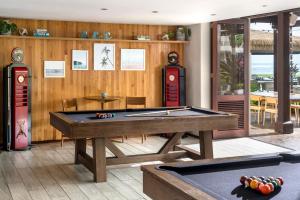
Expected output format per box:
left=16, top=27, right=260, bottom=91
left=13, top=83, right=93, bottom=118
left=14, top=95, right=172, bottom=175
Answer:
left=142, top=152, right=300, bottom=200
left=49, top=106, right=238, bottom=182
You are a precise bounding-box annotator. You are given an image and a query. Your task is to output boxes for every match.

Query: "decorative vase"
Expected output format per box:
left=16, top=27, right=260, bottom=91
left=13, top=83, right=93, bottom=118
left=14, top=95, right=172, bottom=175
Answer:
left=234, top=89, right=244, bottom=95
left=1, top=30, right=11, bottom=35
left=176, top=27, right=185, bottom=41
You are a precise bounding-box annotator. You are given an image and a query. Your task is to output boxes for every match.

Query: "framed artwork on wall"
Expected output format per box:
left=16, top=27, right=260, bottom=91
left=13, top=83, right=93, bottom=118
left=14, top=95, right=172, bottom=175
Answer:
left=94, top=43, right=115, bottom=70
left=44, top=61, right=65, bottom=78
left=121, top=49, right=145, bottom=71
left=72, top=50, right=88, bottom=70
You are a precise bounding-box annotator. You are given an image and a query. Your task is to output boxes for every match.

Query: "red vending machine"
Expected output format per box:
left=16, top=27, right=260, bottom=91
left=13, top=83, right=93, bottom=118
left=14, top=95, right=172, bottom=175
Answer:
left=162, top=52, right=186, bottom=107
left=3, top=48, right=31, bottom=151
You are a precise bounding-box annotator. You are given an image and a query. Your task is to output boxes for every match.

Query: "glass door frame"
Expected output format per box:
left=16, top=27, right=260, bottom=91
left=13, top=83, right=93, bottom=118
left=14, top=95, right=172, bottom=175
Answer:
left=211, top=18, right=250, bottom=139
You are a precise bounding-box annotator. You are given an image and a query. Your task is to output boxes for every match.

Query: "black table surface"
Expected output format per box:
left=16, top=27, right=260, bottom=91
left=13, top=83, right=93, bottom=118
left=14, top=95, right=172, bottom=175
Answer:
left=58, top=107, right=223, bottom=123
left=158, top=152, right=300, bottom=200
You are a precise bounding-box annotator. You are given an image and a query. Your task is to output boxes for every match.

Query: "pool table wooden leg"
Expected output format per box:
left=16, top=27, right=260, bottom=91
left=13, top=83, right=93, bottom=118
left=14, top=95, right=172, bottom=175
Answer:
left=75, top=139, right=86, bottom=164
left=199, top=131, right=213, bottom=159
left=93, top=138, right=106, bottom=182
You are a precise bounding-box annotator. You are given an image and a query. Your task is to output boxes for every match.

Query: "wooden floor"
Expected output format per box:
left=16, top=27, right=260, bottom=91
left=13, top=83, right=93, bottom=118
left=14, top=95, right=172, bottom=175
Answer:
left=0, top=133, right=299, bottom=200
left=254, top=129, right=300, bottom=151
left=249, top=113, right=300, bottom=136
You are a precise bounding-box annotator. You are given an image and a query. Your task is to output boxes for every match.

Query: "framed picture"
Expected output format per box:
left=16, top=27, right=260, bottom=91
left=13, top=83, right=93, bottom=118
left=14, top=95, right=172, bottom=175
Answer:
left=121, top=49, right=145, bottom=71
left=94, top=43, right=115, bottom=70
left=44, top=61, right=65, bottom=78
left=72, top=50, right=88, bottom=70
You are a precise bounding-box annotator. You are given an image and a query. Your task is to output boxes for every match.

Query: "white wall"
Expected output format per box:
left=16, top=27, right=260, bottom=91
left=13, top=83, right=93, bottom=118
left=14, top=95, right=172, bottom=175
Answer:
left=185, top=23, right=211, bottom=109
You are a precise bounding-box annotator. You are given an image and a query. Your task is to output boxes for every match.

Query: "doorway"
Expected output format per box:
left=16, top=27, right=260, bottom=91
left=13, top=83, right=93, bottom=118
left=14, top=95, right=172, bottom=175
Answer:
left=211, top=10, right=300, bottom=139
left=249, top=13, right=300, bottom=136
left=249, top=16, right=277, bottom=136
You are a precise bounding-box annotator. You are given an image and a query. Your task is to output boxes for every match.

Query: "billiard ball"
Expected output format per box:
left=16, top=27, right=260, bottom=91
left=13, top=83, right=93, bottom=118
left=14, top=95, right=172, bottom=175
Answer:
left=99, top=115, right=104, bottom=119
left=259, top=184, right=272, bottom=195
left=259, top=176, right=266, bottom=180
left=277, top=177, right=284, bottom=185
left=271, top=180, right=278, bottom=189
left=266, top=183, right=274, bottom=192
left=256, top=182, right=262, bottom=191
left=265, top=179, right=271, bottom=183
left=245, top=178, right=253, bottom=187
left=256, top=178, right=263, bottom=182
left=275, top=179, right=281, bottom=187
left=250, top=179, right=259, bottom=189
left=268, top=176, right=275, bottom=181
left=240, top=176, right=248, bottom=185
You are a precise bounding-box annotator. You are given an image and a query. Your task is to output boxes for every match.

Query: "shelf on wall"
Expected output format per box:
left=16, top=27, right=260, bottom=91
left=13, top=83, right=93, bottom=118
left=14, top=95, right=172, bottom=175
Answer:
left=0, top=35, right=189, bottom=44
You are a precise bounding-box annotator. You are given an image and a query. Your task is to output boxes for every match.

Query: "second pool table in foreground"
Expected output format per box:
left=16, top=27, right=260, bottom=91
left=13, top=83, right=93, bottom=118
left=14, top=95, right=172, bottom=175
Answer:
left=50, top=106, right=238, bottom=182
left=142, top=152, right=300, bottom=200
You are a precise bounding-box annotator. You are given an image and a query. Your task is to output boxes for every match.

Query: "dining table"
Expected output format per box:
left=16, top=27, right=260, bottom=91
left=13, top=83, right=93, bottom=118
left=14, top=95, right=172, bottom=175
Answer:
left=84, top=96, right=122, bottom=110
left=251, top=91, right=300, bottom=103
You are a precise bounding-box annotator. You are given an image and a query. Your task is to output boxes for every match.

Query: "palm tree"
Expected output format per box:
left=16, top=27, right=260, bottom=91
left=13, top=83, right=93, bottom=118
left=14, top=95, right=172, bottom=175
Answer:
left=101, top=46, right=113, bottom=66
left=101, top=57, right=109, bottom=67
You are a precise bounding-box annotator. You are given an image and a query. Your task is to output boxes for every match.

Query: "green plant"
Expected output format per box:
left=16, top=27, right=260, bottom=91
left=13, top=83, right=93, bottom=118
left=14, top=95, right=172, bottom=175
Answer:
left=184, top=27, right=191, bottom=38
left=250, top=83, right=259, bottom=92
left=177, top=26, right=191, bottom=40
left=235, top=83, right=244, bottom=90
left=0, top=20, right=17, bottom=35
left=167, top=31, right=175, bottom=40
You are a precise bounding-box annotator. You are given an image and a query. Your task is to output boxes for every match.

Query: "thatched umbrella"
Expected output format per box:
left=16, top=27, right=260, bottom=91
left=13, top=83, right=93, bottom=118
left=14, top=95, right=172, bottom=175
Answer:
left=250, top=30, right=300, bottom=54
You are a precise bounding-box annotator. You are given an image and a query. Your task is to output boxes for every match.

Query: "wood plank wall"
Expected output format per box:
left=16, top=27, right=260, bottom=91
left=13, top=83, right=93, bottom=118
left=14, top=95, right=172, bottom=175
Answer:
left=0, top=18, right=185, bottom=142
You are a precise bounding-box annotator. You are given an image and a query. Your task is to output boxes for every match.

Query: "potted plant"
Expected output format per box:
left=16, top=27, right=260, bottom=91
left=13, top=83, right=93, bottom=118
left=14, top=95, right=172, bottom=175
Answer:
left=184, top=26, right=191, bottom=40
left=176, top=26, right=191, bottom=41
left=234, top=83, right=244, bottom=95
left=0, top=19, right=17, bottom=35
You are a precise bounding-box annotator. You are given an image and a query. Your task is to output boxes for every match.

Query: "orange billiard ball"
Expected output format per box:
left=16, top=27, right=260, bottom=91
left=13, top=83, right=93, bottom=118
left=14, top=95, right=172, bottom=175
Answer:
left=259, top=184, right=272, bottom=195
left=250, top=180, right=259, bottom=190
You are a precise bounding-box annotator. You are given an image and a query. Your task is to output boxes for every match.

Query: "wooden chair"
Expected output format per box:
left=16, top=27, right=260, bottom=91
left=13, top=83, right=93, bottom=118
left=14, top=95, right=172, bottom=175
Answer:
left=61, top=98, right=78, bottom=147
left=263, top=97, right=278, bottom=126
left=250, top=95, right=265, bottom=125
left=291, top=102, right=300, bottom=124
left=126, top=96, right=147, bottom=143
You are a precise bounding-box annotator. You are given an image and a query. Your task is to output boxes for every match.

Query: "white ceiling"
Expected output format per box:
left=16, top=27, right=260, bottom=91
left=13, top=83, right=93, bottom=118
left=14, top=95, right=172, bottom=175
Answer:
left=0, top=0, right=299, bottom=25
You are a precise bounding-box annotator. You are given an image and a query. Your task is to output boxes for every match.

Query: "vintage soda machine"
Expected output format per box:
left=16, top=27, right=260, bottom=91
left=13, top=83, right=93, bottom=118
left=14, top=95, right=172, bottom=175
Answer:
left=162, top=51, right=186, bottom=107
left=3, top=48, right=32, bottom=151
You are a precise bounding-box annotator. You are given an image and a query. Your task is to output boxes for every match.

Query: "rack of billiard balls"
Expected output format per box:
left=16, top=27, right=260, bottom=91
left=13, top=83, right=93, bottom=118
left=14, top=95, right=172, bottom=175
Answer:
left=240, top=176, right=284, bottom=195
left=95, top=113, right=115, bottom=119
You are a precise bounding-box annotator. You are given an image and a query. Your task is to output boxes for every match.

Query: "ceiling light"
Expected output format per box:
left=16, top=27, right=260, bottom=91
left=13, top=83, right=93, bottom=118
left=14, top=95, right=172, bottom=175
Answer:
left=152, top=11, right=159, bottom=14
left=211, top=14, right=216, bottom=16
left=262, top=5, right=268, bottom=8
left=101, top=8, right=108, bottom=11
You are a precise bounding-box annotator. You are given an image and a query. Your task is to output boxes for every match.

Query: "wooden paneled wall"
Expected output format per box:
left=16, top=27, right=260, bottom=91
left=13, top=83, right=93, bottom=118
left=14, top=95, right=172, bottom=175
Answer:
left=0, top=18, right=185, bottom=142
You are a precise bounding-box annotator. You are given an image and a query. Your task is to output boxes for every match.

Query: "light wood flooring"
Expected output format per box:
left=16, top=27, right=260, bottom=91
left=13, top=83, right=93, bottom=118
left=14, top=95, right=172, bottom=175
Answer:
left=0, top=134, right=299, bottom=200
